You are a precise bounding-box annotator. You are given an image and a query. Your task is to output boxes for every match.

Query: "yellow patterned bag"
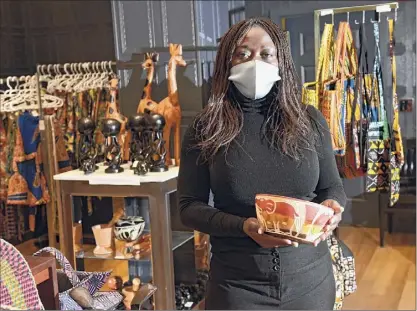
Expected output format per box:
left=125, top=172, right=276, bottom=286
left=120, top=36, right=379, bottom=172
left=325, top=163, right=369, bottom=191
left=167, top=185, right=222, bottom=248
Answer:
left=322, top=22, right=357, bottom=156
left=302, top=24, right=334, bottom=110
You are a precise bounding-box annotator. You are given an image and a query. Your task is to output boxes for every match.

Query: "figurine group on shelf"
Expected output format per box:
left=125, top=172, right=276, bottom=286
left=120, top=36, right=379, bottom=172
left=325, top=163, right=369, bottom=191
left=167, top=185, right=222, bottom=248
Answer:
left=77, top=42, right=186, bottom=176
left=77, top=111, right=168, bottom=176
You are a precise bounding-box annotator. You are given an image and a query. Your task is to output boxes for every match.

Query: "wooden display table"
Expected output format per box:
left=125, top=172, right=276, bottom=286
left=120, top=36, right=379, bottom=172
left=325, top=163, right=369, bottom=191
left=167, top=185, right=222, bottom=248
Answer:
left=54, top=163, right=180, bottom=310
left=25, top=256, right=59, bottom=310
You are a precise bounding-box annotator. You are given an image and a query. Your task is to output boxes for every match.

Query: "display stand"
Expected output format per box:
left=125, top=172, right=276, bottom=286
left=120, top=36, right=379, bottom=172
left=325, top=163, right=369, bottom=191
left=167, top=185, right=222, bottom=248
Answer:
left=54, top=164, right=183, bottom=310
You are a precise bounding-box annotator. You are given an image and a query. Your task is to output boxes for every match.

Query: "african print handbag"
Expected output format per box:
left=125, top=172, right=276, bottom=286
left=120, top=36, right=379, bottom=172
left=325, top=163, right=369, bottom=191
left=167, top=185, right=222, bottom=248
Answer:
left=388, top=19, right=403, bottom=206
left=327, top=235, right=357, bottom=311
left=366, top=23, right=391, bottom=192
left=302, top=23, right=334, bottom=110
left=323, top=22, right=357, bottom=156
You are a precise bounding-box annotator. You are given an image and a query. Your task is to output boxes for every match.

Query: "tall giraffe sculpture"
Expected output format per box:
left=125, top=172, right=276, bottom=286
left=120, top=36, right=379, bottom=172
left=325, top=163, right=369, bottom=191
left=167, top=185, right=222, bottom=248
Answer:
left=137, top=52, right=159, bottom=114
left=154, top=43, right=186, bottom=166
left=105, top=78, right=129, bottom=161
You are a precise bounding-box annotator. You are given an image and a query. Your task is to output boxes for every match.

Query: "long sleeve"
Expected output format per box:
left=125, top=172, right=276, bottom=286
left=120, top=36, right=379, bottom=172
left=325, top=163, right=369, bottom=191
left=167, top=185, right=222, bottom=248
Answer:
left=308, top=106, right=347, bottom=207
left=177, top=126, right=247, bottom=237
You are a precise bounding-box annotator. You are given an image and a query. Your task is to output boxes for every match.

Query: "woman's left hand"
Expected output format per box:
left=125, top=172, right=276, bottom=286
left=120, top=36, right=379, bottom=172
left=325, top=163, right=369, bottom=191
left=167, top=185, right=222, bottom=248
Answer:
left=313, top=199, right=344, bottom=246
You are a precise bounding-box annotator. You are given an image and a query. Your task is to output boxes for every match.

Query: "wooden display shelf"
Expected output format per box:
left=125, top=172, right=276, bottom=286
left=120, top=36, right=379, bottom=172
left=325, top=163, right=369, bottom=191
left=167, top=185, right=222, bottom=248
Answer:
left=54, top=164, right=180, bottom=310
left=76, top=231, right=193, bottom=262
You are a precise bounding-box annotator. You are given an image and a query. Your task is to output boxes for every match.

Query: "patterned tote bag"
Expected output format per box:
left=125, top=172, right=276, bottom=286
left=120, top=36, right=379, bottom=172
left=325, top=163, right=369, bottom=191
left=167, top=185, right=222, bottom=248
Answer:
left=323, top=22, right=357, bottom=157
left=365, top=23, right=391, bottom=193
left=388, top=19, right=404, bottom=206
left=302, top=23, right=334, bottom=110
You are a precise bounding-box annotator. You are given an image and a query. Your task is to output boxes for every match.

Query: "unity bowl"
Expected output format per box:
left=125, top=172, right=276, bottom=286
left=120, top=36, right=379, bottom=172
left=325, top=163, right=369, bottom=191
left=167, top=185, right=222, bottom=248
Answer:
left=255, top=194, right=334, bottom=244
left=113, top=216, right=145, bottom=242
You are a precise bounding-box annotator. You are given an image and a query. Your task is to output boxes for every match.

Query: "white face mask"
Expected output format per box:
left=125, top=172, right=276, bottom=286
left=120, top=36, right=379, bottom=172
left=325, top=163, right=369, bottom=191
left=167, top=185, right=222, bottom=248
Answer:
left=228, top=60, right=281, bottom=100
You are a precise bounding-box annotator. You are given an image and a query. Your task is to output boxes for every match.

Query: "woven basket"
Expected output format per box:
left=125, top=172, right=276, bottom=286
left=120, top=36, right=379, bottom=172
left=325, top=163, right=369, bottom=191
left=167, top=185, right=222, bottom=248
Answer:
left=33, top=247, right=122, bottom=310
left=0, top=239, right=44, bottom=310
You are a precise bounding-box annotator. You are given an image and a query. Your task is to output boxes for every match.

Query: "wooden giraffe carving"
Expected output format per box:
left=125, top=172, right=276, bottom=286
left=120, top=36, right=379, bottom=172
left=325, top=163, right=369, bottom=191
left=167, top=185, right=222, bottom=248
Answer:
left=105, top=78, right=129, bottom=161
left=137, top=52, right=159, bottom=114
left=154, top=43, right=186, bottom=166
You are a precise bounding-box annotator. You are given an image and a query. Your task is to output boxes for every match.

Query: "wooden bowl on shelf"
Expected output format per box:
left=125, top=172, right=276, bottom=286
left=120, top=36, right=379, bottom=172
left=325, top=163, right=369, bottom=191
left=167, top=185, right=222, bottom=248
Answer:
left=255, top=194, right=334, bottom=244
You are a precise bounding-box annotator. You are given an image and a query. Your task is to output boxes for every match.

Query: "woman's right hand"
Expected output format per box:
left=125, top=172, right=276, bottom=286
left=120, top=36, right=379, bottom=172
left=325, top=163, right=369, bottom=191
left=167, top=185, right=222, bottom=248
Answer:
left=243, top=218, right=298, bottom=248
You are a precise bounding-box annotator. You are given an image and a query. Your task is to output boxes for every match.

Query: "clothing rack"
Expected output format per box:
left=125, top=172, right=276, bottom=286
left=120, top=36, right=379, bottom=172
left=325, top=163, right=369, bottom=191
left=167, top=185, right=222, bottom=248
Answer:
left=313, top=2, right=399, bottom=66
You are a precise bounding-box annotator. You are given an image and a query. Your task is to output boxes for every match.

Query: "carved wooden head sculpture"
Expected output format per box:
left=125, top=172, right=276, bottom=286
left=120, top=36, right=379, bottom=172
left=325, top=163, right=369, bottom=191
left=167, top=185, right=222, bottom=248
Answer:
left=168, top=43, right=186, bottom=67
left=142, top=52, right=159, bottom=69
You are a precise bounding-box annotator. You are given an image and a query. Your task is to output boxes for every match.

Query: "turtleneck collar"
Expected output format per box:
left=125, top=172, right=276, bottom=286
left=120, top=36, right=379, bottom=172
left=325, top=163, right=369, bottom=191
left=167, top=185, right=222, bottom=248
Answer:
left=228, top=83, right=276, bottom=113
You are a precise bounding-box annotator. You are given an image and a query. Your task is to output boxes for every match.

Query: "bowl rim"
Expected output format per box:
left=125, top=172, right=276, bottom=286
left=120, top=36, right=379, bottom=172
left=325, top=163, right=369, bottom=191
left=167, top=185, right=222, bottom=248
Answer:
left=255, top=194, right=334, bottom=212
left=114, top=223, right=146, bottom=230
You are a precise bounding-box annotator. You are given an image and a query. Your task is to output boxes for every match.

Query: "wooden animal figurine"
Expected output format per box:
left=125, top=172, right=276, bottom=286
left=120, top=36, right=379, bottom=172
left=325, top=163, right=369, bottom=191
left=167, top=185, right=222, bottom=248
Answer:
left=154, top=43, right=186, bottom=166
left=105, top=78, right=129, bottom=161
left=137, top=52, right=159, bottom=114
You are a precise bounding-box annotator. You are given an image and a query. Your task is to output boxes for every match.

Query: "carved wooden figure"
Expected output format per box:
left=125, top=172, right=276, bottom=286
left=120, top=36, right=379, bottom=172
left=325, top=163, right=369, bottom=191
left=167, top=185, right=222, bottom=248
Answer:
left=105, top=78, right=129, bottom=161
left=137, top=52, right=159, bottom=114
left=155, top=43, right=186, bottom=166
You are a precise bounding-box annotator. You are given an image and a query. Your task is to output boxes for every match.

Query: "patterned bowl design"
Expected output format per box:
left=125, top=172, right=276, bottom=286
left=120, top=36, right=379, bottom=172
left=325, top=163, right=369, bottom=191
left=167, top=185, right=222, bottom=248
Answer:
left=113, top=216, right=145, bottom=242
left=255, top=194, right=334, bottom=243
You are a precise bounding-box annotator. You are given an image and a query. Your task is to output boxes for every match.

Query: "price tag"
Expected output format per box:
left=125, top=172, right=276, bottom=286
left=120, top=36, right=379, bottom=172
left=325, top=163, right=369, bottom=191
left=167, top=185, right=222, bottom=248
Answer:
left=133, top=161, right=139, bottom=167
left=39, top=120, right=45, bottom=130
left=376, top=5, right=392, bottom=13
left=320, top=9, right=333, bottom=16
left=184, top=302, right=193, bottom=308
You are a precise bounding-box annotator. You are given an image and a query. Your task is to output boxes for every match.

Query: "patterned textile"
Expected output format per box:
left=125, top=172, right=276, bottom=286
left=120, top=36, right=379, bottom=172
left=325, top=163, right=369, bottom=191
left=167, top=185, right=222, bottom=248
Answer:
left=0, top=239, right=44, bottom=310
left=322, top=22, right=357, bottom=157
left=327, top=235, right=357, bottom=311
left=0, top=119, right=8, bottom=200
left=33, top=247, right=117, bottom=310
left=302, top=23, right=334, bottom=110
left=366, top=140, right=390, bottom=192
left=388, top=19, right=403, bottom=207
left=6, top=112, right=50, bottom=206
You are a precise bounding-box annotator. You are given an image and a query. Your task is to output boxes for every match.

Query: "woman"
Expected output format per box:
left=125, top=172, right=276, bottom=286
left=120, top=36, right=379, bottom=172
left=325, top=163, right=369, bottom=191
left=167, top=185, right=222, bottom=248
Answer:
left=178, top=17, right=346, bottom=310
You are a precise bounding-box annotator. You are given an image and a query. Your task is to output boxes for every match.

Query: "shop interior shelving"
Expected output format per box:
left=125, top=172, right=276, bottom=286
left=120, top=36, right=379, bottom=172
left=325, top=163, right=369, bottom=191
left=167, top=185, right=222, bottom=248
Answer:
left=54, top=164, right=207, bottom=310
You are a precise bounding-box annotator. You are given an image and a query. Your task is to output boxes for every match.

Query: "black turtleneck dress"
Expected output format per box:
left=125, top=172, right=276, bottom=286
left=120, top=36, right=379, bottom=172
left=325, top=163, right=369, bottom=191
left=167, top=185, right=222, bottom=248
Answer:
left=178, top=89, right=347, bottom=310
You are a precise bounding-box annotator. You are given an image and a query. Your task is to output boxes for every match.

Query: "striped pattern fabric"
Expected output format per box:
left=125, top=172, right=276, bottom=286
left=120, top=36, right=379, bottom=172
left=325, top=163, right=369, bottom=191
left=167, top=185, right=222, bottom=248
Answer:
left=0, top=239, right=44, bottom=310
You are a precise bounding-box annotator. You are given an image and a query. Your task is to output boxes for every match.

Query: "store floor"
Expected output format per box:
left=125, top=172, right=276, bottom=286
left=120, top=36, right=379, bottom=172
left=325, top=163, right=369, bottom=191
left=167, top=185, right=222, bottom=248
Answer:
left=16, top=226, right=415, bottom=310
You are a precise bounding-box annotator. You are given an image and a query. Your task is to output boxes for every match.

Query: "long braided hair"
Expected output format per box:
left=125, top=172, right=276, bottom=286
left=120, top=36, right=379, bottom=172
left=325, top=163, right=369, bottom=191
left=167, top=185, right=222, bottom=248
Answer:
left=194, top=17, right=314, bottom=162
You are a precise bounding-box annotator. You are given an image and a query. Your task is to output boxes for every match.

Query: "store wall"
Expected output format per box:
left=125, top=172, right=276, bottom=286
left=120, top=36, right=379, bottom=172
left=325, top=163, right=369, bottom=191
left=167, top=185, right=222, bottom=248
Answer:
left=246, top=0, right=416, bottom=230
left=111, top=0, right=244, bottom=132
left=0, top=0, right=115, bottom=77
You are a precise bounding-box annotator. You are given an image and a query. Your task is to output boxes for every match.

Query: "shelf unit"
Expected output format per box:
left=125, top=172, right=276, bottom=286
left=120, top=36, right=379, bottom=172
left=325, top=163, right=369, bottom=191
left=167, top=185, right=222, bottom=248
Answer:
left=53, top=164, right=201, bottom=310
left=76, top=231, right=193, bottom=262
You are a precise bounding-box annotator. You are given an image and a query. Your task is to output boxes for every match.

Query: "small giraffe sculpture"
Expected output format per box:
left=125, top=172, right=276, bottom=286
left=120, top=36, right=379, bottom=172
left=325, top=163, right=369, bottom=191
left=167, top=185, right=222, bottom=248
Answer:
left=154, top=43, right=186, bottom=166
left=105, top=78, right=129, bottom=161
left=137, top=52, right=159, bottom=114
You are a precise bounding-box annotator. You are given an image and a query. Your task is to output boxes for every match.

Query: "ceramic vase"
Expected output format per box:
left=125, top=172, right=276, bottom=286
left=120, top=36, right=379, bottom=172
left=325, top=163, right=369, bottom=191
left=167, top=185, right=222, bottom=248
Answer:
left=92, top=224, right=113, bottom=255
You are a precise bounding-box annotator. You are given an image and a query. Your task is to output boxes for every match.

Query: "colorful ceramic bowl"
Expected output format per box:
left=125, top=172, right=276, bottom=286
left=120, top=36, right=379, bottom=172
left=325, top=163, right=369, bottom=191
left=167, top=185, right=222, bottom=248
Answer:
left=113, top=216, right=145, bottom=242
left=255, top=194, right=334, bottom=243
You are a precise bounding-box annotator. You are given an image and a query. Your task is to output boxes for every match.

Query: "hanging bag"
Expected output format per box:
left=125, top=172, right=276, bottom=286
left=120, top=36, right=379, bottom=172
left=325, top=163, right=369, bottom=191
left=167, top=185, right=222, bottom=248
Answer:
left=338, top=23, right=370, bottom=179
left=388, top=19, right=403, bottom=206
left=302, top=23, right=334, bottom=110
left=322, top=22, right=357, bottom=156
left=366, top=23, right=392, bottom=192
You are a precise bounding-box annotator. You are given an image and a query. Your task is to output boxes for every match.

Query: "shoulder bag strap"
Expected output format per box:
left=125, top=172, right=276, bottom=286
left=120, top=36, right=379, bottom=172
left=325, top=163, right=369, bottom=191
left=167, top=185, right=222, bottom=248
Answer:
left=388, top=18, right=404, bottom=165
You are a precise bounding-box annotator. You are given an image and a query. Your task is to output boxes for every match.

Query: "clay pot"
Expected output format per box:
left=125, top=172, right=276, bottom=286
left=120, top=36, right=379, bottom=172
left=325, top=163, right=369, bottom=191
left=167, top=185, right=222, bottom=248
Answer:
left=92, top=224, right=113, bottom=255
left=255, top=194, right=334, bottom=244
left=73, top=223, right=83, bottom=253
